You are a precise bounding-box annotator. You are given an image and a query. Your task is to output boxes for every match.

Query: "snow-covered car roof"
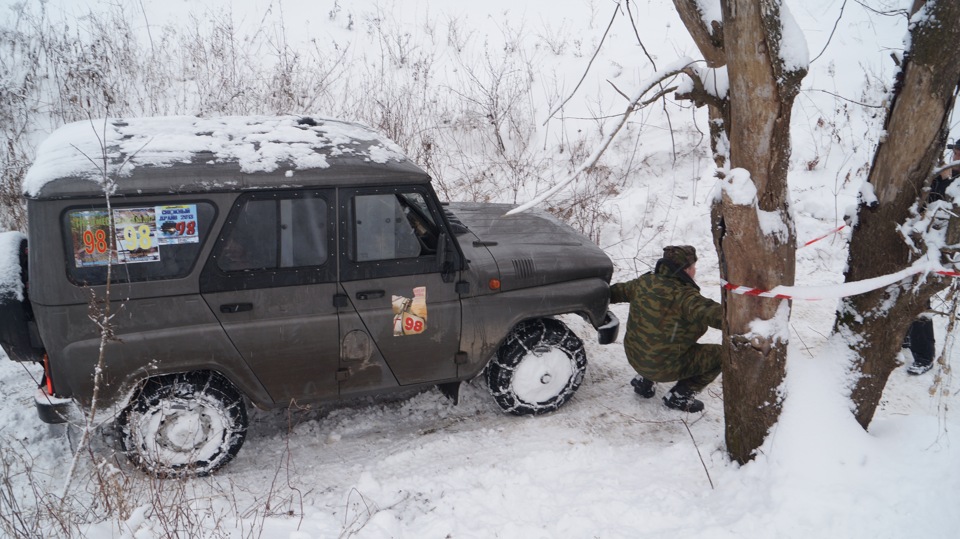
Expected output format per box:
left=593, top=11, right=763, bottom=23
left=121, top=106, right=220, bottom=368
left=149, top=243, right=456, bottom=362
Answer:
left=23, top=115, right=429, bottom=199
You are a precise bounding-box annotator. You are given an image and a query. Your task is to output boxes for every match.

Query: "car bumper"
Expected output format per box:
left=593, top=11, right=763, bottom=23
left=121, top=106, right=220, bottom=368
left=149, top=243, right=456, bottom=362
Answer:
left=35, top=388, right=73, bottom=424
left=597, top=310, right=620, bottom=345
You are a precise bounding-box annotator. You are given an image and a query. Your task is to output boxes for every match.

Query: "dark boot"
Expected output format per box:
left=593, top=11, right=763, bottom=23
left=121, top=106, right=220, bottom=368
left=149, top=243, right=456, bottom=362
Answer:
left=906, top=318, right=935, bottom=376
left=907, top=357, right=934, bottom=375
left=630, top=375, right=655, bottom=398
left=662, top=384, right=704, bottom=413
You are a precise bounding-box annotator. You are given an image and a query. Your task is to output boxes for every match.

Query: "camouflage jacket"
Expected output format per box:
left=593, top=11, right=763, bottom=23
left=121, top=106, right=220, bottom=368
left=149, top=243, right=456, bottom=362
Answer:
left=610, top=266, right=721, bottom=365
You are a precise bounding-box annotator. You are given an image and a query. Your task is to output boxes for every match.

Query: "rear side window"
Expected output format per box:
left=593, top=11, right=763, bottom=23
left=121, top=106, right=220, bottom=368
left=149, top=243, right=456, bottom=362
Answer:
left=62, top=202, right=215, bottom=286
left=216, top=193, right=329, bottom=272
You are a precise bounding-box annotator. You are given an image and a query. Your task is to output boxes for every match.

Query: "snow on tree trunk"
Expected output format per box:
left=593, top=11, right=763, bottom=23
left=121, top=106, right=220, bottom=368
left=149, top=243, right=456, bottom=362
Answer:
left=837, top=0, right=960, bottom=429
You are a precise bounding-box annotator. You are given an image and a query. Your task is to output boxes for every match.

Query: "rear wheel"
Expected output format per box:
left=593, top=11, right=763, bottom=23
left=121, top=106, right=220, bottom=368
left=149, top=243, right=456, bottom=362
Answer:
left=486, top=318, right=587, bottom=415
left=118, top=371, right=247, bottom=477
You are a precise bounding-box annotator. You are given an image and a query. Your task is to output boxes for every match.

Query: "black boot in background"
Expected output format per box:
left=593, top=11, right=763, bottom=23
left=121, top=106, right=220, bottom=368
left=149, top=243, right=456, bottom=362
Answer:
left=907, top=355, right=934, bottom=375
left=906, top=317, right=935, bottom=375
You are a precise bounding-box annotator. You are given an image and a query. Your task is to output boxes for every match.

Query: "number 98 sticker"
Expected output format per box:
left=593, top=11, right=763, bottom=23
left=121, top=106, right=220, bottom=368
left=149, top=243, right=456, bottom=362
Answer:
left=157, top=204, right=200, bottom=245
left=69, top=205, right=199, bottom=267
left=392, top=287, right=428, bottom=336
left=114, top=208, right=160, bottom=263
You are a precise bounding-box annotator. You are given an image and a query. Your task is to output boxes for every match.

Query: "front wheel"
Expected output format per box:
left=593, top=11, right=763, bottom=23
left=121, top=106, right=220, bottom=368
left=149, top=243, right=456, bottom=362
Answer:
left=486, top=318, right=587, bottom=415
left=118, top=371, right=247, bottom=477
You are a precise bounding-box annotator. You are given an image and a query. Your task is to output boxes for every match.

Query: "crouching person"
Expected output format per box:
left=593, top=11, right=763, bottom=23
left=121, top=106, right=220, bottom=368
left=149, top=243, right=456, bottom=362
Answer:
left=610, top=245, right=722, bottom=413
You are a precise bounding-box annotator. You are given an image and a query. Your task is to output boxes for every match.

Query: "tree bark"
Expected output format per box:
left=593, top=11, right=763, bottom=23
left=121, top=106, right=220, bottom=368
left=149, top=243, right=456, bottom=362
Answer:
left=837, top=0, right=960, bottom=428
left=672, top=0, right=960, bottom=453
left=715, top=0, right=804, bottom=464
left=673, top=0, right=805, bottom=463
left=673, top=0, right=725, bottom=67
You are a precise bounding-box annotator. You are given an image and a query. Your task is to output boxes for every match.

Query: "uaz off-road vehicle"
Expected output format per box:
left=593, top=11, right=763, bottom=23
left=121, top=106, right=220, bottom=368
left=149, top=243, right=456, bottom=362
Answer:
left=0, top=116, right=618, bottom=477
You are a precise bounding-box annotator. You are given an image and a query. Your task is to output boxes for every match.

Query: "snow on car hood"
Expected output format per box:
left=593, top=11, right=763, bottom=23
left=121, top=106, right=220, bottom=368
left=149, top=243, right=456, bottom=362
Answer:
left=448, top=202, right=613, bottom=292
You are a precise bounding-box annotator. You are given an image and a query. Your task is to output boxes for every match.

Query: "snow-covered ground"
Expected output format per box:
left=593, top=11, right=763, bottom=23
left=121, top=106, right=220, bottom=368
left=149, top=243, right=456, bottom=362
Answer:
left=2, top=299, right=956, bottom=538
left=0, top=0, right=957, bottom=537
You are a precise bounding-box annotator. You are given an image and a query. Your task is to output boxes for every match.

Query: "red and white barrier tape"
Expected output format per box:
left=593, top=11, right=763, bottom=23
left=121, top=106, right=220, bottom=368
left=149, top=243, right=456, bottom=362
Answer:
left=721, top=264, right=960, bottom=301
left=800, top=224, right=846, bottom=247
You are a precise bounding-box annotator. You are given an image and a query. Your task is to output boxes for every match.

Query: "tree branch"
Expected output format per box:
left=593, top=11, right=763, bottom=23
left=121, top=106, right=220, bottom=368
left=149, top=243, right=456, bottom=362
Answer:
left=543, top=1, right=621, bottom=125
left=508, top=59, right=695, bottom=215
left=675, top=66, right=727, bottom=110
left=625, top=0, right=658, bottom=70
left=672, top=0, right=725, bottom=67
left=810, top=0, right=848, bottom=64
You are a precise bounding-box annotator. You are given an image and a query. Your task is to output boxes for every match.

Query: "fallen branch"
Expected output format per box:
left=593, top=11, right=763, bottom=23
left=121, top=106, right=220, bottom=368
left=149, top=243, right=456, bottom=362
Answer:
left=680, top=417, right=714, bottom=490
left=598, top=403, right=713, bottom=488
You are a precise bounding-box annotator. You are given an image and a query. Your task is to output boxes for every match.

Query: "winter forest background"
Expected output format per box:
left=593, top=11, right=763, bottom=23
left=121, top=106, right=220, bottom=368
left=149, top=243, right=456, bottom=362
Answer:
left=0, top=0, right=958, bottom=538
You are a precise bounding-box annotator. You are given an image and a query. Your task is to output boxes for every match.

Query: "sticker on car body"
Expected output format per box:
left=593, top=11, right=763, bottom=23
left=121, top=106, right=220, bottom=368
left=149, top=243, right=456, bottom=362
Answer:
left=69, top=209, right=113, bottom=267
left=114, top=207, right=161, bottom=264
left=392, top=286, right=427, bottom=336
left=156, top=204, right=200, bottom=245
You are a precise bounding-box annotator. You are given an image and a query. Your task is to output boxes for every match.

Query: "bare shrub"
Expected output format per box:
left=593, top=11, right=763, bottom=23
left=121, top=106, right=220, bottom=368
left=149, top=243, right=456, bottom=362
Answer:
left=427, top=18, right=550, bottom=204
left=547, top=137, right=629, bottom=244
left=0, top=142, right=29, bottom=231
left=0, top=438, right=72, bottom=538
left=0, top=1, right=630, bottom=229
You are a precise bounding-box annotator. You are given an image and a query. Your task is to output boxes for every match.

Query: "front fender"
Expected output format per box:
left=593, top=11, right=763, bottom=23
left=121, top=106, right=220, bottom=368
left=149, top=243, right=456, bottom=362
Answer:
left=458, top=278, right=610, bottom=379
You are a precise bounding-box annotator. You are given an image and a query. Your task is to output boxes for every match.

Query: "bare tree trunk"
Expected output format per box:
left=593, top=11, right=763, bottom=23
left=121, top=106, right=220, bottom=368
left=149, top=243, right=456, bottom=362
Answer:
left=673, top=0, right=805, bottom=463
left=837, top=0, right=960, bottom=429
left=714, top=0, right=803, bottom=464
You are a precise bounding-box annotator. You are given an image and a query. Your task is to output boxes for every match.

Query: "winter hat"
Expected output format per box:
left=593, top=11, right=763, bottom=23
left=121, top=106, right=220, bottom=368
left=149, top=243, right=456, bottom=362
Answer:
left=662, top=245, right=697, bottom=270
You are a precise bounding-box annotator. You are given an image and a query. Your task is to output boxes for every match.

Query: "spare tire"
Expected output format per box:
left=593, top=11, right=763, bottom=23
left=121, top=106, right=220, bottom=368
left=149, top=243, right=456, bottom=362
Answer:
left=0, top=233, right=43, bottom=363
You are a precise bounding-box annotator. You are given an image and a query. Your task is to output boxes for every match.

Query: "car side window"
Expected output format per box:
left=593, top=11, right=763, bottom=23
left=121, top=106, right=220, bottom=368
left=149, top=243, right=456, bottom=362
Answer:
left=352, top=194, right=423, bottom=262
left=340, top=187, right=452, bottom=282
left=218, top=200, right=277, bottom=272
left=62, top=201, right=215, bottom=285
left=217, top=193, right=329, bottom=272
left=285, top=198, right=329, bottom=267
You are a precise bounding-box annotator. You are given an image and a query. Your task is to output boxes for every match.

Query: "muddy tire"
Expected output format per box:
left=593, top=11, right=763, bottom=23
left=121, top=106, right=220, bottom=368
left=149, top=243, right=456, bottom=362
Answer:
left=486, top=318, right=586, bottom=415
left=118, top=371, right=247, bottom=477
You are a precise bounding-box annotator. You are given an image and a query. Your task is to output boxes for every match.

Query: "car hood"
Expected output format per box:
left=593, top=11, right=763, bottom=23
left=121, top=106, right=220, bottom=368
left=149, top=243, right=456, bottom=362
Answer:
left=447, top=202, right=613, bottom=292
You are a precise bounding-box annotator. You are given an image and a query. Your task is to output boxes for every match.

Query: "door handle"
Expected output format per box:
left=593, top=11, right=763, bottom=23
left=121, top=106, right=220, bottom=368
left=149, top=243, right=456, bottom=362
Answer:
left=220, top=303, right=253, bottom=313
left=356, top=290, right=385, bottom=300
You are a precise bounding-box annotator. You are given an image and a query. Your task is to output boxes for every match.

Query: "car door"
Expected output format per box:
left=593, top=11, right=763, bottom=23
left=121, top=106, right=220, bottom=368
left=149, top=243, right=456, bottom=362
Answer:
left=200, top=189, right=342, bottom=405
left=338, top=185, right=462, bottom=387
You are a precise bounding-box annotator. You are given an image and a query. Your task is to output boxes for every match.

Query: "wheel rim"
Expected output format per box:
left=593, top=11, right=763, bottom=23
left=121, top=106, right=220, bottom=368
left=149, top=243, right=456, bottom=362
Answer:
left=134, top=395, right=229, bottom=469
left=512, top=344, right=575, bottom=404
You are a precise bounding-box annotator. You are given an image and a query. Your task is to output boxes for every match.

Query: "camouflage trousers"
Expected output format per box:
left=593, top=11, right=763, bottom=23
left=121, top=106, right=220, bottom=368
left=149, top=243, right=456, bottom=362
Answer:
left=626, top=343, right=721, bottom=393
